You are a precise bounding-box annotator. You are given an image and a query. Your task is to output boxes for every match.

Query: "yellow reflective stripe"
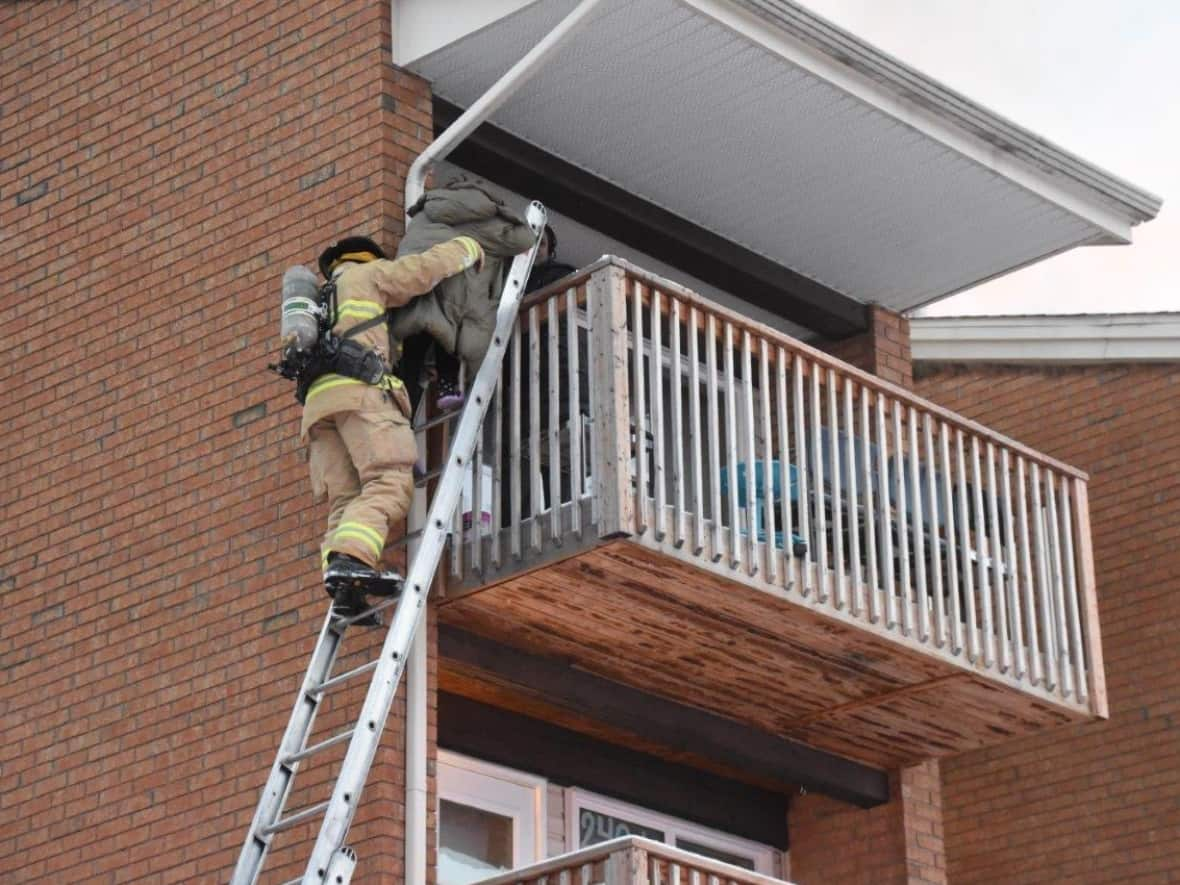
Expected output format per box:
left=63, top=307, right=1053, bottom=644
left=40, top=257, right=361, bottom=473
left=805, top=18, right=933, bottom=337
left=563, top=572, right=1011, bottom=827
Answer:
left=321, top=548, right=331, bottom=571
left=454, top=236, right=482, bottom=268
left=332, top=528, right=383, bottom=558
left=305, top=374, right=367, bottom=402
left=337, top=521, right=383, bottom=547
left=337, top=299, right=383, bottom=318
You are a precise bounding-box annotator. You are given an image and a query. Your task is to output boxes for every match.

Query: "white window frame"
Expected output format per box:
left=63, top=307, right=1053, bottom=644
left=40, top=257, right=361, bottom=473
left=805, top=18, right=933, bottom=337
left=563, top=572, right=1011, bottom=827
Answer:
left=437, top=751, right=548, bottom=876
left=564, top=787, right=777, bottom=875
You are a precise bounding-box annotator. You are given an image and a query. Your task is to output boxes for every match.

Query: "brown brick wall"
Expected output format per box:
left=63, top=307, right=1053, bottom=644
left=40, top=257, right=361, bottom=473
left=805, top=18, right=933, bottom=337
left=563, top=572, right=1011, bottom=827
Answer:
left=0, top=2, right=434, bottom=881
left=789, top=760, right=946, bottom=885
left=914, top=361, right=1180, bottom=884
left=821, top=305, right=914, bottom=389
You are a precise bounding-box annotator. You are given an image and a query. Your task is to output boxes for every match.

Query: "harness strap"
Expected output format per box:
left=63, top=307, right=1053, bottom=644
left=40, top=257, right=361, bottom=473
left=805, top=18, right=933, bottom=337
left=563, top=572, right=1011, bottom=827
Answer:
left=339, top=312, right=389, bottom=340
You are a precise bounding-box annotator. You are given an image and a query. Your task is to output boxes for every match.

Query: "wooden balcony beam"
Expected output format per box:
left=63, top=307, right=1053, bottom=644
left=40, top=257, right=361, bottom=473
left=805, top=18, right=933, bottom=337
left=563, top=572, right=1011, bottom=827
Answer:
left=439, top=626, right=889, bottom=809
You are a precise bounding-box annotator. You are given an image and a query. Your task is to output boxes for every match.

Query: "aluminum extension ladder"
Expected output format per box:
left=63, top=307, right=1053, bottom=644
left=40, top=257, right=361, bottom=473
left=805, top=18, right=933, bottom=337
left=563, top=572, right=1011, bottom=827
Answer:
left=231, top=202, right=547, bottom=885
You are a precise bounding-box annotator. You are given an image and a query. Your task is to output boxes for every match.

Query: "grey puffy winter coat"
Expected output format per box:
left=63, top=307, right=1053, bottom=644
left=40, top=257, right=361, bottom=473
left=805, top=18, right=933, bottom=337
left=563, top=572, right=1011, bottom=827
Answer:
left=390, top=175, right=535, bottom=371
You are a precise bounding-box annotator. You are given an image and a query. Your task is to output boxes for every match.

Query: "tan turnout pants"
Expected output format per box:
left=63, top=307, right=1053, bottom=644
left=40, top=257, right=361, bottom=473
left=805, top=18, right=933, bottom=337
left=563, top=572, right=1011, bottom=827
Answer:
left=308, top=387, right=416, bottom=571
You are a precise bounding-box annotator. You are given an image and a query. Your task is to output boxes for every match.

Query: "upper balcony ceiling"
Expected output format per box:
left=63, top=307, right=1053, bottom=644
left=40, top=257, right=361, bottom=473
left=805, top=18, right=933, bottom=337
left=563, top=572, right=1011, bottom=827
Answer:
left=401, top=0, right=1161, bottom=318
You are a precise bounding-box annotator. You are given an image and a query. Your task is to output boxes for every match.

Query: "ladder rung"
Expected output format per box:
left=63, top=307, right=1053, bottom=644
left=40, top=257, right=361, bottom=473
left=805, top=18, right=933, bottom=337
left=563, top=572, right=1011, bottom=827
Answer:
left=309, top=660, right=380, bottom=697
left=387, top=528, right=425, bottom=548
left=260, top=800, right=330, bottom=836
left=330, top=595, right=402, bottom=628
left=282, top=727, right=355, bottom=767
left=413, top=466, right=444, bottom=487
left=418, top=406, right=463, bottom=431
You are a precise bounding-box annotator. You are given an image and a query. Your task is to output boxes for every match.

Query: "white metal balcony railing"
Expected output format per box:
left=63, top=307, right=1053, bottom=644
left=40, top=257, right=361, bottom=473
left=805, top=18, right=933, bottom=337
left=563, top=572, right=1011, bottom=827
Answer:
left=440, top=257, right=1105, bottom=717
left=471, top=836, right=791, bottom=885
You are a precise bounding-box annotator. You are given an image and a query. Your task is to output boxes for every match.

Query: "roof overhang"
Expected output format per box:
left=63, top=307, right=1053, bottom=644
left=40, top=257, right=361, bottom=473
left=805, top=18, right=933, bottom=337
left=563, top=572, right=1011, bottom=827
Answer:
left=911, top=313, right=1180, bottom=364
left=396, top=0, right=1161, bottom=328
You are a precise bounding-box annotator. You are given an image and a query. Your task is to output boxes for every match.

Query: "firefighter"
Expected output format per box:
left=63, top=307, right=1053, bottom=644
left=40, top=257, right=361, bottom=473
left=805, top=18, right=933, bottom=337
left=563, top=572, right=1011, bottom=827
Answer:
left=303, top=233, right=484, bottom=623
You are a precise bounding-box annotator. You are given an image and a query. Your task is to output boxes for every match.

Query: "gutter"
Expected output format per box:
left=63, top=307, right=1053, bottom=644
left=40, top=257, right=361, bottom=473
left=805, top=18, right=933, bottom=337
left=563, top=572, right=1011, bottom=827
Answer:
left=911, top=313, right=1180, bottom=363
left=398, top=2, right=607, bottom=883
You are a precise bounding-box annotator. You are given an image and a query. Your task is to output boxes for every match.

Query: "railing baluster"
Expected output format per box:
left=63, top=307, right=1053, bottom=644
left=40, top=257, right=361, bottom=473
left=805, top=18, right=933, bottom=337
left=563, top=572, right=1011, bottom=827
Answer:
left=585, top=284, right=599, bottom=530
left=632, top=280, right=649, bottom=536
left=706, top=314, right=722, bottom=562
left=776, top=346, right=795, bottom=591
left=567, top=288, right=583, bottom=539
left=724, top=321, right=742, bottom=571
left=1001, top=448, right=1025, bottom=679
left=1017, top=456, right=1042, bottom=685
left=491, top=365, right=503, bottom=570
left=760, top=340, right=778, bottom=584
left=510, top=317, right=522, bottom=560
left=670, top=297, right=686, bottom=548
left=923, top=414, right=945, bottom=648
left=956, top=429, right=978, bottom=661
left=742, top=331, right=759, bottom=577
left=845, top=378, right=862, bottom=616
left=1061, top=477, right=1087, bottom=703
left=1031, top=462, right=1057, bottom=691
left=877, top=393, right=895, bottom=629
left=548, top=296, right=562, bottom=544
left=1046, top=469, right=1072, bottom=699
left=941, top=422, right=963, bottom=655
left=529, top=304, right=543, bottom=554
left=651, top=288, right=667, bottom=542
left=861, top=388, right=879, bottom=622
left=829, top=370, right=846, bottom=609
left=811, top=365, right=828, bottom=602
left=471, top=380, right=484, bottom=575
left=794, top=355, right=812, bottom=596
left=971, top=436, right=994, bottom=668
left=894, top=400, right=912, bottom=636
left=909, top=406, right=928, bottom=643
left=987, top=442, right=1010, bottom=673
left=689, top=306, right=705, bottom=556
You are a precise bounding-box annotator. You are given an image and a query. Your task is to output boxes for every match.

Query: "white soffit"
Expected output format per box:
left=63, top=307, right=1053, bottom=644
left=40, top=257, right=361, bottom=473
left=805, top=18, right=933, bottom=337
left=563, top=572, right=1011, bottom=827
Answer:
left=404, top=0, right=1162, bottom=315
left=911, top=314, right=1180, bottom=364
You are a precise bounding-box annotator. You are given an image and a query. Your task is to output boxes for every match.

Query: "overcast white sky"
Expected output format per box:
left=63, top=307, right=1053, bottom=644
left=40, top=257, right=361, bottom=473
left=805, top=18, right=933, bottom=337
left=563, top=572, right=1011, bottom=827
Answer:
left=801, top=0, right=1177, bottom=316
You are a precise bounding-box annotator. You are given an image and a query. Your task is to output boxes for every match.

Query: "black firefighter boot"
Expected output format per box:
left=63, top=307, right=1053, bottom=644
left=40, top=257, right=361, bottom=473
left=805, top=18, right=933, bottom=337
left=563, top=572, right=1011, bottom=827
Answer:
left=323, top=554, right=404, bottom=627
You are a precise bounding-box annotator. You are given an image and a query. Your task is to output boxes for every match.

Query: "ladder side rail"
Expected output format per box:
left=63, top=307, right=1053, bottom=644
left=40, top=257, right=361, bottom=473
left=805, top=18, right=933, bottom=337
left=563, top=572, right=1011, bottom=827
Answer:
left=231, top=609, right=345, bottom=885
left=300, top=203, right=547, bottom=883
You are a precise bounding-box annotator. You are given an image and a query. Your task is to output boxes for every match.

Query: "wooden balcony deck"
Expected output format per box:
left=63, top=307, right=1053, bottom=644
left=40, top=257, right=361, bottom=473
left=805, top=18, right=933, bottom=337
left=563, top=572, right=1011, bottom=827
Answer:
left=433, top=258, right=1106, bottom=771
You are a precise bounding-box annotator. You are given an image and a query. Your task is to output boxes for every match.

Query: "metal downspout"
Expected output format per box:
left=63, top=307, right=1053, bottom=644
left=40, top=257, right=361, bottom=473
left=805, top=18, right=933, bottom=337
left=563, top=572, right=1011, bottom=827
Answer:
left=399, top=3, right=607, bottom=884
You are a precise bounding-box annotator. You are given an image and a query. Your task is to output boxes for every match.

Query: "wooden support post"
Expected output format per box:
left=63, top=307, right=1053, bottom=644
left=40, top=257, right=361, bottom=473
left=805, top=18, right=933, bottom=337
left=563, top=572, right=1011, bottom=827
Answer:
left=1072, top=479, right=1108, bottom=718
left=589, top=265, right=635, bottom=539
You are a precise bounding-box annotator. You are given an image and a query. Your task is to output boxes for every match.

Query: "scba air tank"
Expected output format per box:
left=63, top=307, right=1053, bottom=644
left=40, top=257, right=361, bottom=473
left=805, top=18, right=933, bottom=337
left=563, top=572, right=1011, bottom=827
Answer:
left=280, top=265, right=323, bottom=353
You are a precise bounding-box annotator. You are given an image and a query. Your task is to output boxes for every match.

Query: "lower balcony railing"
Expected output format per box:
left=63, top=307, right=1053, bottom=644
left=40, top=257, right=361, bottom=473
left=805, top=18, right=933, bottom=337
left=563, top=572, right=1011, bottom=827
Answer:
left=432, top=256, right=1106, bottom=762
left=471, top=836, right=791, bottom=885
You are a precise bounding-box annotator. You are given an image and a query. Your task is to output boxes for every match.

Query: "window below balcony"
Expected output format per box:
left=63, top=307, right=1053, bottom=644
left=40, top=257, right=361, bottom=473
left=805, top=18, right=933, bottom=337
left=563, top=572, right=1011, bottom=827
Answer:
left=437, top=752, right=781, bottom=882
left=437, top=752, right=546, bottom=885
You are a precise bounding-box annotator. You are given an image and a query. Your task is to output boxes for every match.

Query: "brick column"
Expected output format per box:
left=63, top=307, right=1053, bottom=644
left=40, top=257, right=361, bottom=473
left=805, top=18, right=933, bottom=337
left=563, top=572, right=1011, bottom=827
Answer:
left=821, top=305, right=914, bottom=389
left=0, top=1, right=438, bottom=881
left=788, top=760, right=946, bottom=885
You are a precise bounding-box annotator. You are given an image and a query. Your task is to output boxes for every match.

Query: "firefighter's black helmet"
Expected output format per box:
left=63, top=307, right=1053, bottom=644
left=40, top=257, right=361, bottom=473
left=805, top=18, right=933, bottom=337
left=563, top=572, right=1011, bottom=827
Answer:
left=318, top=235, right=386, bottom=278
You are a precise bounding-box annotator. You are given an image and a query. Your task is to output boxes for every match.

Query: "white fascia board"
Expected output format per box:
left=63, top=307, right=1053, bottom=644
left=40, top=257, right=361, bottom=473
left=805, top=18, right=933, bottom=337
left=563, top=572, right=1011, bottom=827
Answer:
left=682, top=0, right=1155, bottom=243
left=911, top=314, right=1180, bottom=363
left=392, top=0, right=536, bottom=67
